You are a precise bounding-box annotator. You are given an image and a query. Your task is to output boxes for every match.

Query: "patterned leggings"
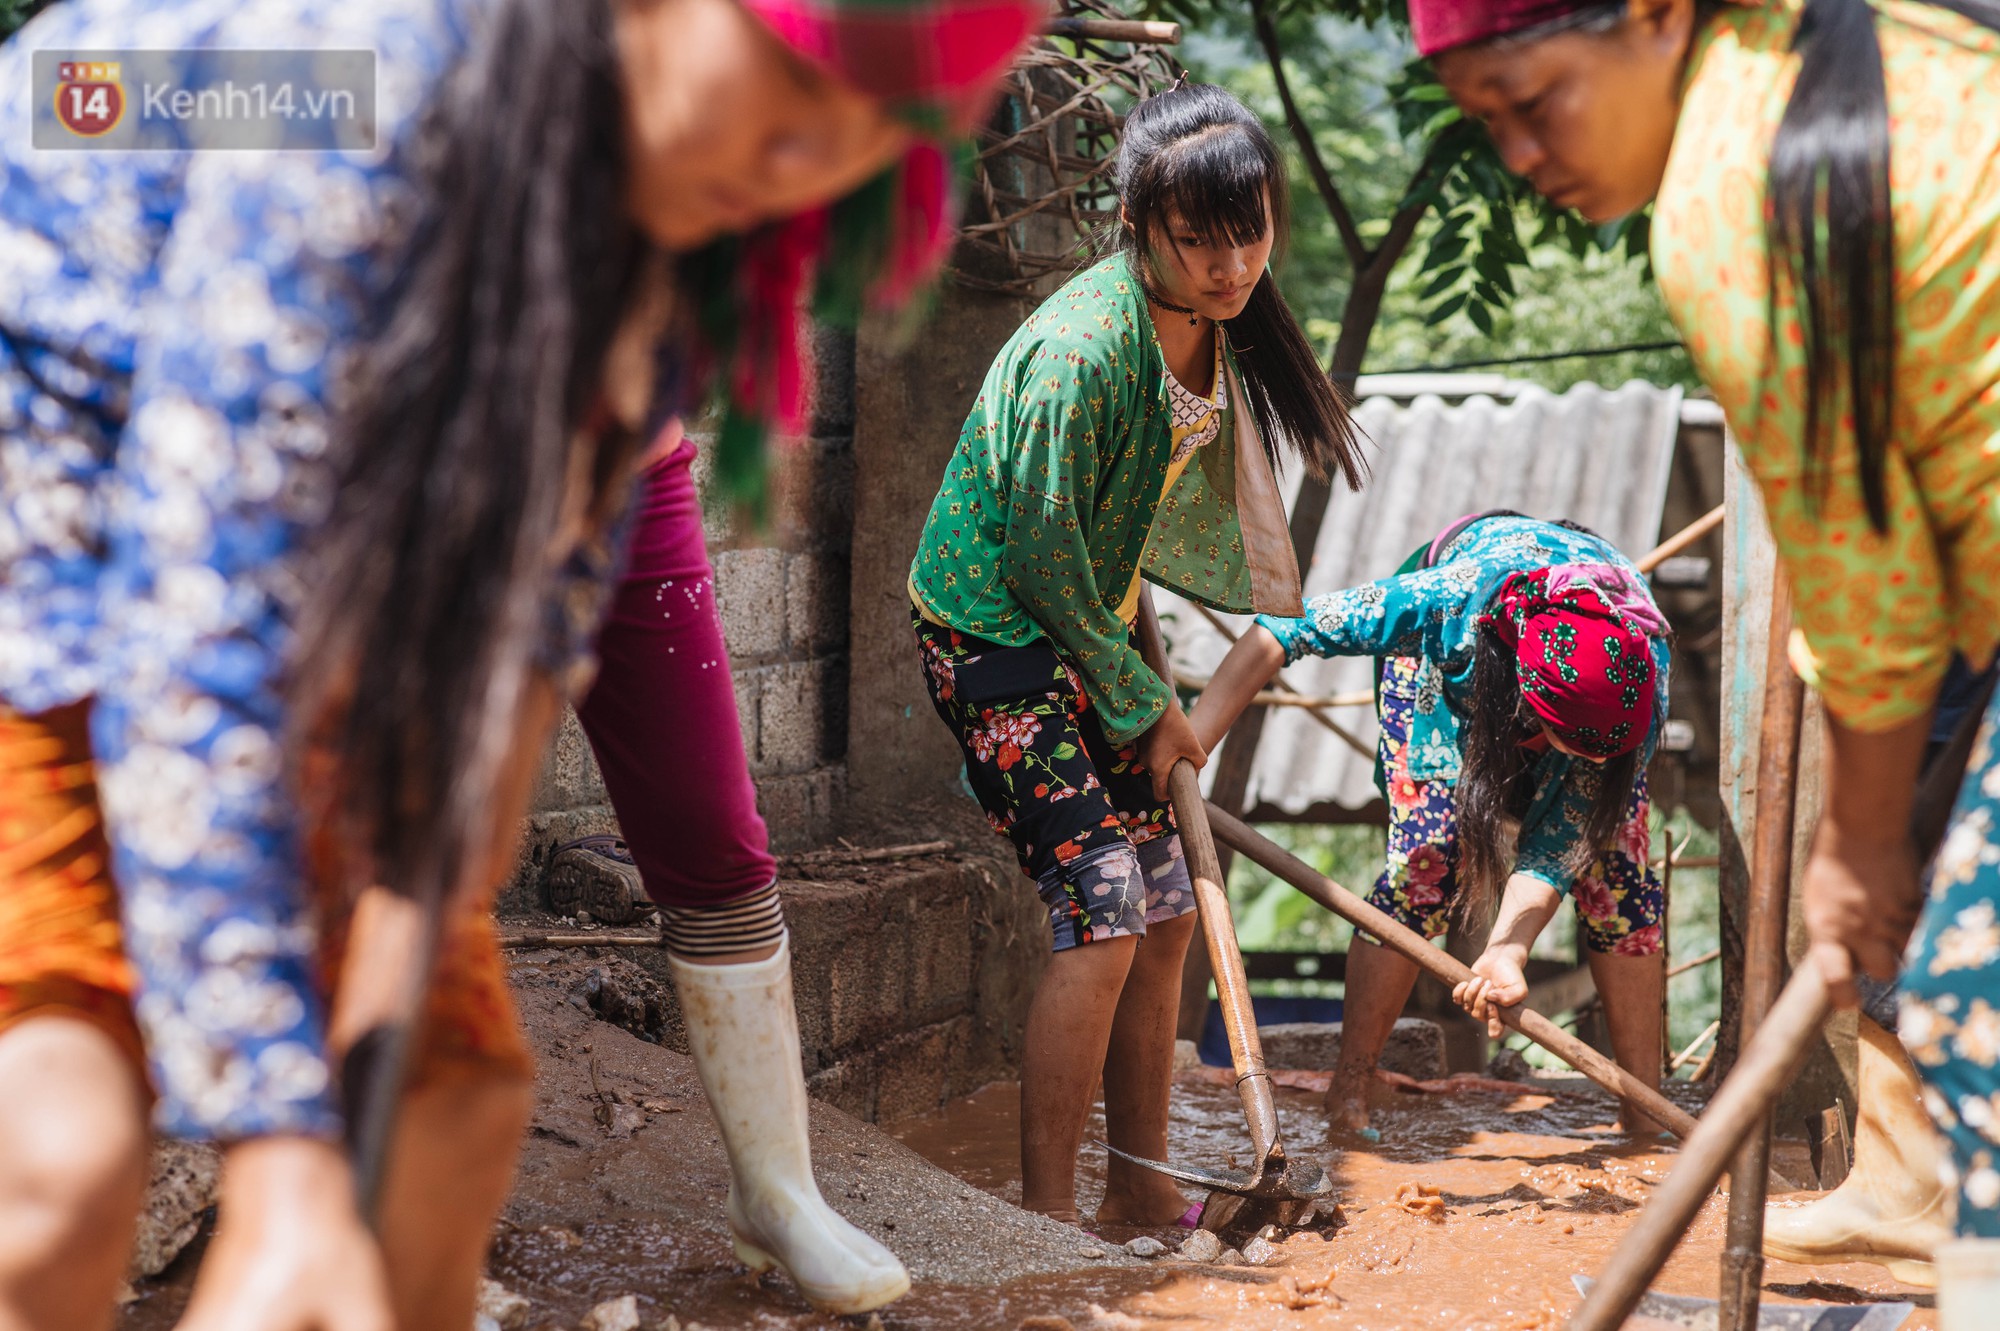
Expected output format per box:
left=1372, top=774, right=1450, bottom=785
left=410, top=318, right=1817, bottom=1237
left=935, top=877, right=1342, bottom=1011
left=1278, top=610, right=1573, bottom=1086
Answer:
left=1369, top=655, right=1664, bottom=954
left=1900, top=682, right=2000, bottom=1237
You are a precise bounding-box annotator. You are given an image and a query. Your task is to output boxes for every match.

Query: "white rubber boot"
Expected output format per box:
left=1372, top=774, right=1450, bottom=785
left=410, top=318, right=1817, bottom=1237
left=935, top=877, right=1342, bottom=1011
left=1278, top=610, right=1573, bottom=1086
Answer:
left=1762, top=1016, right=1954, bottom=1286
left=1938, top=1239, right=2000, bottom=1330
left=669, top=939, right=910, bottom=1314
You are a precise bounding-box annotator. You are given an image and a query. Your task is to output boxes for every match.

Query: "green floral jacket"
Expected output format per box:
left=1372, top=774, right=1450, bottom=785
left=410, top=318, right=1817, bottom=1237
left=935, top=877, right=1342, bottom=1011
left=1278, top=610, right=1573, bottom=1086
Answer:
left=909, top=253, right=1302, bottom=744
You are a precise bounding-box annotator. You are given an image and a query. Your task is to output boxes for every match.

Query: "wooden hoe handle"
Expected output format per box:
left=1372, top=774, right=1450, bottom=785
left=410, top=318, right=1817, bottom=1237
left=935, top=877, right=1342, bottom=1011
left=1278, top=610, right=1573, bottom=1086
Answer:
left=1203, top=802, right=1700, bottom=1141
left=1567, top=962, right=1832, bottom=1331
left=1168, top=760, right=1279, bottom=1165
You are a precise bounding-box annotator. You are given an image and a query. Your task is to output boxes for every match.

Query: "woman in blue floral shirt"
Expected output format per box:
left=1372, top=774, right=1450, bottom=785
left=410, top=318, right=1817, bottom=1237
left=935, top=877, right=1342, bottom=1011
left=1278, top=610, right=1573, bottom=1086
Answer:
left=1192, top=512, right=1673, bottom=1137
left=0, top=0, right=1034, bottom=1326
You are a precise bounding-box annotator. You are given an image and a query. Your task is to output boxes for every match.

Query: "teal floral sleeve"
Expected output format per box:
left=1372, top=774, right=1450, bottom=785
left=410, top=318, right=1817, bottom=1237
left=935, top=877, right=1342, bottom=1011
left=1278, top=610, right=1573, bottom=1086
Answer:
left=1258, top=560, right=1488, bottom=669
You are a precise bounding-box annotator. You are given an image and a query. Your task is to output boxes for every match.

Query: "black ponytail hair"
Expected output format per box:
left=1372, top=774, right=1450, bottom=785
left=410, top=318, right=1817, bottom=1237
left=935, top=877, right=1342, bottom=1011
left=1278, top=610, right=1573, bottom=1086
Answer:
left=1114, top=82, right=1365, bottom=489
left=1765, top=0, right=1999, bottom=533
left=1457, top=624, right=1640, bottom=921
left=294, top=0, right=648, bottom=909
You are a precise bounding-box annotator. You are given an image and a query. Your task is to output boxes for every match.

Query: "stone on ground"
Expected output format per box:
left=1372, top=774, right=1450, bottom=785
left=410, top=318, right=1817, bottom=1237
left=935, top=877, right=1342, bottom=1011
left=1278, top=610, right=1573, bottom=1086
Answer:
left=130, top=1141, right=221, bottom=1278
left=1258, top=1017, right=1445, bottom=1079
left=582, top=1293, right=641, bottom=1331
left=476, top=1277, right=532, bottom=1330
left=1177, top=1229, right=1222, bottom=1261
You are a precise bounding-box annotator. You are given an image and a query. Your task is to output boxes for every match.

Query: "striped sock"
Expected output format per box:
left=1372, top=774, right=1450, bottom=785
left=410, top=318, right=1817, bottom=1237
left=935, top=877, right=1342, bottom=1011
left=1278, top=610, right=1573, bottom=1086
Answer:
left=660, top=881, right=787, bottom=958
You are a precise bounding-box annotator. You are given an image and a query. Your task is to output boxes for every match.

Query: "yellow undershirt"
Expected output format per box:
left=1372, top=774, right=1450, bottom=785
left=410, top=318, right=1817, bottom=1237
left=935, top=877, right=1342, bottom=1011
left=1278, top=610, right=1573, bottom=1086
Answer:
left=1114, top=337, right=1227, bottom=624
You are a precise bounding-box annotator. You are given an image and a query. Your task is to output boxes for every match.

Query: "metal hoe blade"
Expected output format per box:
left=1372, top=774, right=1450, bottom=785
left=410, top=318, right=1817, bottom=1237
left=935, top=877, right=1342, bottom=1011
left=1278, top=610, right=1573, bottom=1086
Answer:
left=1101, top=1141, right=1330, bottom=1200
left=1569, top=1276, right=1913, bottom=1330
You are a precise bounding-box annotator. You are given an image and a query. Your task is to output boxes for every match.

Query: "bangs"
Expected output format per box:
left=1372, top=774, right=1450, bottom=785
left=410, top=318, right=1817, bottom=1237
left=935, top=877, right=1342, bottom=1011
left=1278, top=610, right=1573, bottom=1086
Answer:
left=1142, top=124, right=1279, bottom=251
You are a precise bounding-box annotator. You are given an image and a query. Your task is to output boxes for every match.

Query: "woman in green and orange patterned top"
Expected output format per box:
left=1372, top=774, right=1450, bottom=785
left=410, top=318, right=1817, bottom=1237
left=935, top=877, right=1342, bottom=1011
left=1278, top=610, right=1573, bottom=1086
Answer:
left=1407, top=0, right=2000, bottom=1294
left=907, top=81, right=1363, bottom=1228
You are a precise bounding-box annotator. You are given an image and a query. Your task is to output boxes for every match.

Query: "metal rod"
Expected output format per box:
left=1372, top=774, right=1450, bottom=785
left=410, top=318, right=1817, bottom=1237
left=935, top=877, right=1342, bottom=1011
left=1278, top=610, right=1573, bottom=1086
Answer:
left=1205, top=802, right=1699, bottom=1140
left=1567, top=962, right=1833, bottom=1331
left=1719, top=574, right=1806, bottom=1331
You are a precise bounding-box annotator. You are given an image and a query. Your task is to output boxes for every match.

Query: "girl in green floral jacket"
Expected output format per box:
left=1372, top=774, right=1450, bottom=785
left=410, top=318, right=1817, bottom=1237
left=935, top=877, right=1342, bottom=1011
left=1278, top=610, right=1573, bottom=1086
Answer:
left=908, top=82, right=1363, bottom=1228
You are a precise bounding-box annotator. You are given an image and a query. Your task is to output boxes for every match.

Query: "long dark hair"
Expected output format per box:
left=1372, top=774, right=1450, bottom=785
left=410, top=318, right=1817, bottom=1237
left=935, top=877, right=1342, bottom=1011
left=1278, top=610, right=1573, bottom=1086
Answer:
left=1765, top=0, right=1999, bottom=532
left=1490, top=0, right=2000, bottom=533
left=1114, top=82, right=1364, bottom=488
left=294, top=0, right=648, bottom=909
left=1457, top=625, right=1640, bottom=918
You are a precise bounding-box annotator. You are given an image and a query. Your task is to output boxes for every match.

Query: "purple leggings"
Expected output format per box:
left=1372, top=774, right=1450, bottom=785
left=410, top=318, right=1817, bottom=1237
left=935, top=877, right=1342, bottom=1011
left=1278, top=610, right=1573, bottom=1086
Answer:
left=575, top=440, right=776, bottom=908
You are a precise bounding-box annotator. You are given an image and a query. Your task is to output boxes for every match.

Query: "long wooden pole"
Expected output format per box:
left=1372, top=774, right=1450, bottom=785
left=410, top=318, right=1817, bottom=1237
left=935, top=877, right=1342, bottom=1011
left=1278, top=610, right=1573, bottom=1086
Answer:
left=1636, top=503, right=1724, bottom=575
left=1205, top=803, right=1699, bottom=1140
left=1574, top=650, right=1993, bottom=1331
left=1173, top=765, right=1280, bottom=1165
left=1719, top=576, right=1806, bottom=1331
left=1567, top=962, right=1834, bottom=1331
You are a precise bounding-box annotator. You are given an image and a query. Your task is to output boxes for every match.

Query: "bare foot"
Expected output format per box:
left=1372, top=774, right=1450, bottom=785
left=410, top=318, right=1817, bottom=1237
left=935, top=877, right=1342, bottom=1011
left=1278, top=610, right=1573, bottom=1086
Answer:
left=1323, top=1063, right=1379, bottom=1140
left=1025, top=1199, right=1083, bottom=1227
left=1615, top=1099, right=1667, bottom=1138
left=1095, top=1179, right=1194, bottom=1227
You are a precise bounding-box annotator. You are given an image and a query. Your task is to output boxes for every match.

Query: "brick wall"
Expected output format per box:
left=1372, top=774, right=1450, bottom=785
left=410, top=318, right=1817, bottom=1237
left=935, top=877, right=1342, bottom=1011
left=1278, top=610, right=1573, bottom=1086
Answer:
left=503, top=329, right=858, bottom=911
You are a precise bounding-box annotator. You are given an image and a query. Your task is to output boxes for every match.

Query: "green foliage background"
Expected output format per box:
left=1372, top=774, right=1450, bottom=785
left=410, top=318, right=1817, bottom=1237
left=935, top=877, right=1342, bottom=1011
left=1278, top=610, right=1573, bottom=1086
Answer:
left=0, top=0, right=49, bottom=41
left=1173, top=8, right=1697, bottom=391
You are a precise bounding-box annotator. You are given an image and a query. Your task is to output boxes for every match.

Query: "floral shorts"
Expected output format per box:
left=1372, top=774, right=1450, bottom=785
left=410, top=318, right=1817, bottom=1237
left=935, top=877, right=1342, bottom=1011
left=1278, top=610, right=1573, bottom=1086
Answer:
left=914, top=611, right=1195, bottom=952
left=1899, top=686, right=2000, bottom=1238
left=1370, top=655, right=1663, bottom=956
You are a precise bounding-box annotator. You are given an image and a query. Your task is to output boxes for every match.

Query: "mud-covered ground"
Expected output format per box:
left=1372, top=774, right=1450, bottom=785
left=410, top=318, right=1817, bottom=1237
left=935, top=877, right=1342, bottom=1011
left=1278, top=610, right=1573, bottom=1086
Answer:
left=121, top=947, right=1935, bottom=1330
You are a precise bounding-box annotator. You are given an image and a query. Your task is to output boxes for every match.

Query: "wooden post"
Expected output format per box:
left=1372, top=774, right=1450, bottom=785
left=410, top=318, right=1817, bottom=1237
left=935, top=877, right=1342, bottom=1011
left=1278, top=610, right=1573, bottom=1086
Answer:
left=1717, top=574, right=1805, bottom=1331
left=1568, top=963, right=1832, bottom=1331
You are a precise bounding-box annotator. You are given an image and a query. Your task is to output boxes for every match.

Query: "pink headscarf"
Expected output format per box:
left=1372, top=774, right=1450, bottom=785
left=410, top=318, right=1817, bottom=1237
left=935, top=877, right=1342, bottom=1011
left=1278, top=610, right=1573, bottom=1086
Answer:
left=711, top=0, right=1043, bottom=483
left=1480, top=568, right=1660, bottom=759
left=1406, top=0, right=1595, bottom=56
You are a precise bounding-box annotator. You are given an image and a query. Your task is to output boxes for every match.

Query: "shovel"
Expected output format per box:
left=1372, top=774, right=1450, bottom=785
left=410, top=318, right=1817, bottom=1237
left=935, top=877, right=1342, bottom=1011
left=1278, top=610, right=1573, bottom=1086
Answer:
left=1125, top=595, right=1330, bottom=1233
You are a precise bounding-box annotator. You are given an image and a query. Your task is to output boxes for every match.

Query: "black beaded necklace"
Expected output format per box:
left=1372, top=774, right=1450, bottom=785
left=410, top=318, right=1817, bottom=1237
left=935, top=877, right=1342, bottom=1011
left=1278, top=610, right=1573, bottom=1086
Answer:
left=1151, top=295, right=1202, bottom=327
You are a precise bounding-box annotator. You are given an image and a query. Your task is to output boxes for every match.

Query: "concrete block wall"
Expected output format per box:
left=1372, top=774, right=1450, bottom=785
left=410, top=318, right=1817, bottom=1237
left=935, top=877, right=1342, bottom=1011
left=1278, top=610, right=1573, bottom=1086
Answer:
left=503, top=329, right=859, bottom=912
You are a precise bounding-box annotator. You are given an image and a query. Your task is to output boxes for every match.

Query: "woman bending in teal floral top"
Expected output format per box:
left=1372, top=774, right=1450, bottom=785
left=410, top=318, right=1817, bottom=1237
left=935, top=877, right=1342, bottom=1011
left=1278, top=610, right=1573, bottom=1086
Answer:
left=1192, top=512, right=1673, bottom=1138
left=908, top=82, right=1363, bottom=1226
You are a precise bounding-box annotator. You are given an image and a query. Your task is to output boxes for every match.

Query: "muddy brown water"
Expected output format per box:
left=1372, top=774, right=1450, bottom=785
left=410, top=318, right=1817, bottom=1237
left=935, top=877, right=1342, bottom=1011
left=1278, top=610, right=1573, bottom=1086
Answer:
left=118, top=953, right=1937, bottom=1330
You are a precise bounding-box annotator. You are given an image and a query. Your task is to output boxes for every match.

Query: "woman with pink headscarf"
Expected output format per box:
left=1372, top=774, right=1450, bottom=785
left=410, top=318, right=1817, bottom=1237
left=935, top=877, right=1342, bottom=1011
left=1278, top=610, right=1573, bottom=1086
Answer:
left=1193, top=512, right=1671, bottom=1139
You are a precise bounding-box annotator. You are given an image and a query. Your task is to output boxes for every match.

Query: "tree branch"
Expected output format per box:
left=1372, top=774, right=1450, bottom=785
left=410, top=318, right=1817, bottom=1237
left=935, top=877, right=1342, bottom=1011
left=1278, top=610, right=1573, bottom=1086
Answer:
left=1249, top=0, right=1365, bottom=268
left=1374, top=134, right=1453, bottom=281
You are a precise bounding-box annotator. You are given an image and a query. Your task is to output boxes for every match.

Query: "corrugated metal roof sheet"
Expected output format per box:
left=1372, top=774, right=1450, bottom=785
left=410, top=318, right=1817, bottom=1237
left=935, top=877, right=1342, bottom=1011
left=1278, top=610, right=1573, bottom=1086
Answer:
left=1157, top=377, right=1687, bottom=817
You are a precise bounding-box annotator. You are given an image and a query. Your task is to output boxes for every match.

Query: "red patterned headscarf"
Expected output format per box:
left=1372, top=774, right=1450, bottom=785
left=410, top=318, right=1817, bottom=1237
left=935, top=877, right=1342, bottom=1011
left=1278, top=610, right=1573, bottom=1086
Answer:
left=1480, top=568, right=1658, bottom=759
left=704, top=0, right=1044, bottom=506
left=1406, top=0, right=1594, bottom=56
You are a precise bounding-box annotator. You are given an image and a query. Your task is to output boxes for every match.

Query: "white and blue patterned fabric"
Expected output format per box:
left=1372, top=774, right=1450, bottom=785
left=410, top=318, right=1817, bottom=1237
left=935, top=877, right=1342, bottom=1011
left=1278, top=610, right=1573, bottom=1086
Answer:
left=0, top=0, right=481, bottom=1140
